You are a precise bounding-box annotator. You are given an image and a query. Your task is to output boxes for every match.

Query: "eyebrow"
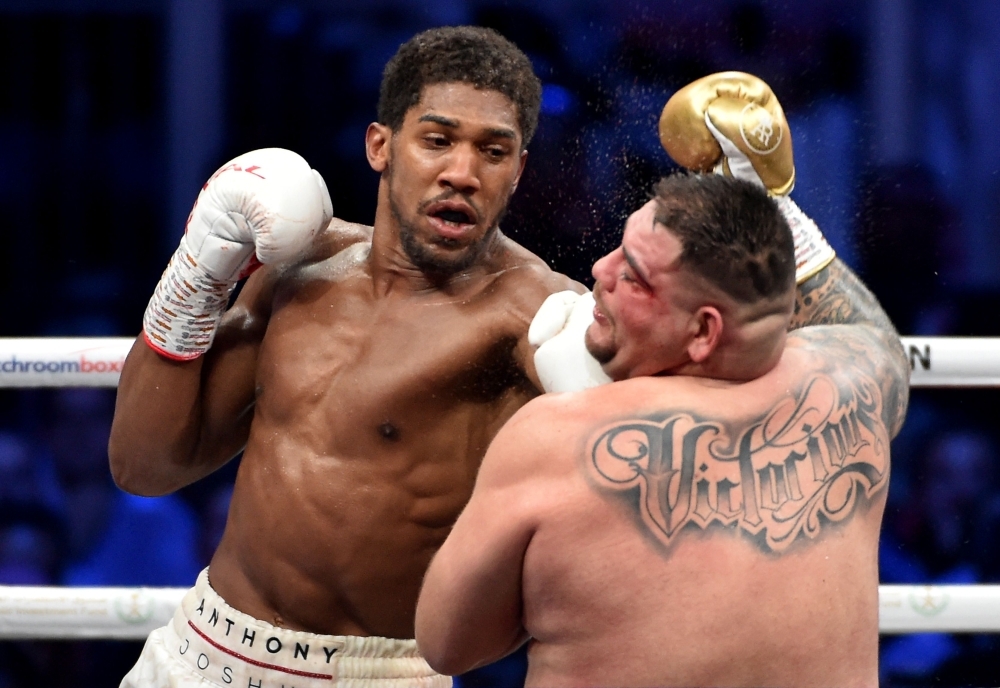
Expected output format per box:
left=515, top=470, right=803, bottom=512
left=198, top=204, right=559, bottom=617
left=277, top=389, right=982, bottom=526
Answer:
left=622, top=246, right=652, bottom=286
left=418, top=114, right=458, bottom=128
left=416, top=114, right=517, bottom=140
left=484, top=127, right=517, bottom=140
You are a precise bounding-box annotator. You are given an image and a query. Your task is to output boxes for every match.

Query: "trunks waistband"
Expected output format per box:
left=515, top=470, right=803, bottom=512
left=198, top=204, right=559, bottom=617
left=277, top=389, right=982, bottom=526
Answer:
left=168, top=568, right=446, bottom=686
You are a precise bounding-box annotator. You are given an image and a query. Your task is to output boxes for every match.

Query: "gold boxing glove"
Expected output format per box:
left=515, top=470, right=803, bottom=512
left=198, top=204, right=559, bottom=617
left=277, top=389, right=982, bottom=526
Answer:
left=659, top=71, right=834, bottom=282
left=659, top=71, right=794, bottom=195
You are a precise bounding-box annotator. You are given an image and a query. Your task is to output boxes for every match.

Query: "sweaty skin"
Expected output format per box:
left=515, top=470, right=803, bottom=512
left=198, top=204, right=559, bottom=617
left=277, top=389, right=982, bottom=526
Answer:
left=108, top=82, right=577, bottom=638
left=416, top=254, right=908, bottom=686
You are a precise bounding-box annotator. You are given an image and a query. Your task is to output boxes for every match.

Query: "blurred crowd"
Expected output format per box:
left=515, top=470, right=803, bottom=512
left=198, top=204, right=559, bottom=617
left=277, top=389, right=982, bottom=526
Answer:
left=1, top=0, right=1000, bottom=686
left=0, top=389, right=234, bottom=685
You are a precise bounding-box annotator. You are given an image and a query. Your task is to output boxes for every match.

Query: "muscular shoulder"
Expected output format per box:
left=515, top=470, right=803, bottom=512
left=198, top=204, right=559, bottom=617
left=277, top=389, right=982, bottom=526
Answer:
left=269, top=217, right=373, bottom=286
left=480, top=391, right=589, bottom=486
left=785, top=324, right=909, bottom=437
left=308, top=217, right=372, bottom=261
left=221, top=219, right=370, bottom=323
left=479, top=379, right=703, bottom=499
left=482, top=235, right=584, bottom=321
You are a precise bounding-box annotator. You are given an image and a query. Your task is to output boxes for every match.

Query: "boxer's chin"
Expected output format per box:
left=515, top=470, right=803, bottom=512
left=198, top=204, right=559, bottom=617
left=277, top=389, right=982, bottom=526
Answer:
left=585, top=327, right=615, bottom=365
left=400, top=225, right=487, bottom=275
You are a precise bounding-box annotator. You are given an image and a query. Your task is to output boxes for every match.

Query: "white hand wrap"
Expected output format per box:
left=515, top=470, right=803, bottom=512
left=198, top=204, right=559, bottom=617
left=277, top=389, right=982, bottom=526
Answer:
left=774, top=196, right=837, bottom=284
left=774, top=195, right=836, bottom=284
left=143, top=241, right=238, bottom=359
left=529, top=291, right=612, bottom=393
left=143, top=148, right=333, bottom=361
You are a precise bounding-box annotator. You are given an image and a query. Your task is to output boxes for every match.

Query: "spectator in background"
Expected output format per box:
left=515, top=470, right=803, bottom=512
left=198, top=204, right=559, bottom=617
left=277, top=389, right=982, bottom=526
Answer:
left=0, top=507, right=64, bottom=586
left=880, top=428, right=1000, bottom=685
left=42, top=389, right=201, bottom=587
left=0, top=432, right=68, bottom=687
left=0, top=431, right=65, bottom=517
left=0, top=430, right=66, bottom=585
left=883, top=429, right=998, bottom=584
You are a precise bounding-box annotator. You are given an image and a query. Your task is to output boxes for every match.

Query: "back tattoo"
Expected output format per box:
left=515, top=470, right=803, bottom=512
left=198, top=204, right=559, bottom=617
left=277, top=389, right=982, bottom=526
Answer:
left=588, top=330, right=898, bottom=553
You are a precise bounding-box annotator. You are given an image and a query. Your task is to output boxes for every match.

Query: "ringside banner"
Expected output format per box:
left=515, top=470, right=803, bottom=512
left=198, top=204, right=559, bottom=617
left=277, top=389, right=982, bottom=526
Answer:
left=0, top=585, right=183, bottom=639
left=0, top=337, right=133, bottom=387
left=0, top=337, right=999, bottom=388
left=903, top=337, right=1000, bottom=387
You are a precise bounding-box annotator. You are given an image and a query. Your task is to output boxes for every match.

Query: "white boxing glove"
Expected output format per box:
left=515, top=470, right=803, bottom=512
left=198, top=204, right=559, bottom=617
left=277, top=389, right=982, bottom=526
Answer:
left=143, top=148, right=333, bottom=360
left=529, top=291, right=612, bottom=393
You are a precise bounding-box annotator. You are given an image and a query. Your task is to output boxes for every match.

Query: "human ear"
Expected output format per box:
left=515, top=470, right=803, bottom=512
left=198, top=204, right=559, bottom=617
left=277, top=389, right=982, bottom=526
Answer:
left=687, top=306, right=723, bottom=363
left=511, top=149, right=528, bottom=193
left=365, top=123, right=390, bottom=173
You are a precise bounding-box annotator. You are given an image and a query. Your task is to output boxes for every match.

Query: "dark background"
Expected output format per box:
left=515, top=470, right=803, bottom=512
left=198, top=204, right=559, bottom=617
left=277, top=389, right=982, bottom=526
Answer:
left=1, top=0, right=1000, bottom=685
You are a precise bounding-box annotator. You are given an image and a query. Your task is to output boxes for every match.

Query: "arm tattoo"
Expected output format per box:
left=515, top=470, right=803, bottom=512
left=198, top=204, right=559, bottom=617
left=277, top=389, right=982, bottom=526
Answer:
left=791, top=259, right=895, bottom=331
left=791, top=258, right=909, bottom=438
left=588, top=331, right=895, bottom=554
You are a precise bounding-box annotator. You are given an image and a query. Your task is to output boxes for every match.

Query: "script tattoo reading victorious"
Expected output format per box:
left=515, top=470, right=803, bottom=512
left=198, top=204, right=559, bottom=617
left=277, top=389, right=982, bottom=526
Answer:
left=589, top=375, right=889, bottom=552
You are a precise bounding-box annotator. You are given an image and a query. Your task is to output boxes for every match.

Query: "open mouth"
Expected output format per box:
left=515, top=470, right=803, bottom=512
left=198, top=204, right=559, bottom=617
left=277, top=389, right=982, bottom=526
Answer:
left=433, top=208, right=474, bottom=225
left=425, top=201, right=479, bottom=240
left=591, top=286, right=606, bottom=322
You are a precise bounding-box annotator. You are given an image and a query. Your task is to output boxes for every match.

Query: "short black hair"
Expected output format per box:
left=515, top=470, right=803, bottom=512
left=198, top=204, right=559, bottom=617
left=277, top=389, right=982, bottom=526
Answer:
left=377, top=26, right=542, bottom=149
left=652, top=174, right=795, bottom=303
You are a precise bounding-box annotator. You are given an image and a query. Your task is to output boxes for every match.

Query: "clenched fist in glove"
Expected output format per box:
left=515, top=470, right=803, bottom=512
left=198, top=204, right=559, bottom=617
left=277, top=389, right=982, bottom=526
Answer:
left=143, top=148, right=333, bottom=360
left=659, top=71, right=835, bottom=284
left=529, top=291, right=612, bottom=394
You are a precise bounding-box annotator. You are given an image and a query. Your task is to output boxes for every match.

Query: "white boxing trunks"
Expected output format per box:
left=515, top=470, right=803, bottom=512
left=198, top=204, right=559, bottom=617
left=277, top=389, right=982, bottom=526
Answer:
left=120, top=569, right=451, bottom=688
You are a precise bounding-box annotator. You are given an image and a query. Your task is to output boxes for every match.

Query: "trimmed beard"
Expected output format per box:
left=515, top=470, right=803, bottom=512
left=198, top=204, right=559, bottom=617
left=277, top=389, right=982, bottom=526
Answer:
left=387, top=160, right=510, bottom=277
left=584, top=327, right=616, bottom=364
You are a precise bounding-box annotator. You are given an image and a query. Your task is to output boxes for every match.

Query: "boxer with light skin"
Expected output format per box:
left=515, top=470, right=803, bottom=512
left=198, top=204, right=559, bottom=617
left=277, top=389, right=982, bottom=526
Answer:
left=109, top=26, right=590, bottom=687
left=110, top=52, right=865, bottom=685
left=415, top=173, right=909, bottom=687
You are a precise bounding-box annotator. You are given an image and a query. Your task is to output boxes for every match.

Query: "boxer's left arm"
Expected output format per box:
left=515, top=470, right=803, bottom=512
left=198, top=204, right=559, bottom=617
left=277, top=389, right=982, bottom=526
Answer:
left=415, top=407, right=543, bottom=674
left=512, top=268, right=613, bottom=394
left=790, top=258, right=910, bottom=438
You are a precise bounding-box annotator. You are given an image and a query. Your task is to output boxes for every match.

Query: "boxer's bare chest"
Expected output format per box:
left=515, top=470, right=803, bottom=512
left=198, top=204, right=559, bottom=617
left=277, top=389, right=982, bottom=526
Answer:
left=215, top=242, right=545, bottom=635
left=252, top=243, right=532, bottom=454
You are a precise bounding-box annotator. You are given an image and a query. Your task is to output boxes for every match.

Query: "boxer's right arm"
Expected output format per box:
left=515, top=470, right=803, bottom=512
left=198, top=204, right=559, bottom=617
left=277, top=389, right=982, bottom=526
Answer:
left=109, top=264, right=275, bottom=496
left=108, top=148, right=332, bottom=495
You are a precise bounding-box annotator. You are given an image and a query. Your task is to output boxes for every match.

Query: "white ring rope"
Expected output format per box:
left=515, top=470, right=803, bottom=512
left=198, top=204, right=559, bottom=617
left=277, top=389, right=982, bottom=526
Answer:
left=0, top=336, right=995, bottom=388
left=0, top=585, right=996, bottom=639
left=0, top=586, right=184, bottom=640
left=0, top=337, right=997, bottom=639
left=0, top=338, right=130, bottom=388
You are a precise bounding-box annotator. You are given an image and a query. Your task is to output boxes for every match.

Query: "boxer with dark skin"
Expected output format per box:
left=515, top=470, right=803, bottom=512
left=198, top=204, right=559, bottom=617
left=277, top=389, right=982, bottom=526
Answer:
left=108, top=27, right=578, bottom=642
left=416, top=175, right=909, bottom=687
